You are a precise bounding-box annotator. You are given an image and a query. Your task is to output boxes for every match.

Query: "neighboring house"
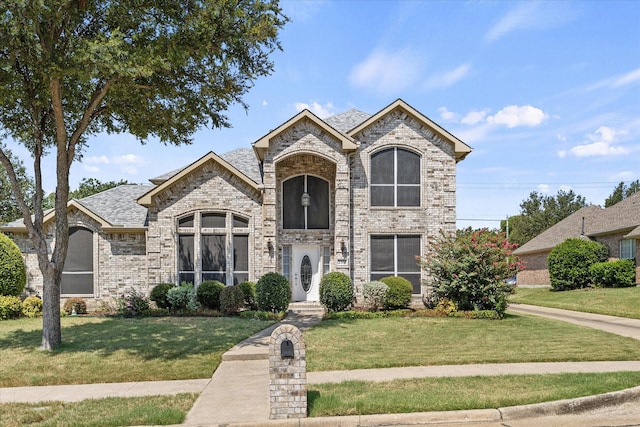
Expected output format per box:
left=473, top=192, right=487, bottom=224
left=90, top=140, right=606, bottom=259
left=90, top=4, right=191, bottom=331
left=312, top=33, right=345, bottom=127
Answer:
left=2, top=99, right=472, bottom=303
left=514, top=191, right=640, bottom=286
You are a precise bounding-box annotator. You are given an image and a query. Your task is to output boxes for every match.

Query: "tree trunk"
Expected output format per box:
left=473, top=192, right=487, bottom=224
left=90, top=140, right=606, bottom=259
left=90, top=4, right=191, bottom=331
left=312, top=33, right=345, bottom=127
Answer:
left=40, top=271, right=62, bottom=350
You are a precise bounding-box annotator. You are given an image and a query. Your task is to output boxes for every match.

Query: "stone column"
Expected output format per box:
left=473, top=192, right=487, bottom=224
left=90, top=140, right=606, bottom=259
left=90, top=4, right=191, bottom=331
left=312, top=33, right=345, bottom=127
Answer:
left=268, top=324, right=307, bottom=419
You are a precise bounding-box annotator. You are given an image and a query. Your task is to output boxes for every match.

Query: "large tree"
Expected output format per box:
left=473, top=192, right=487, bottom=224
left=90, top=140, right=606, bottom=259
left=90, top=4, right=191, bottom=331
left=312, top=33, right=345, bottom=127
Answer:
left=604, top=180, right=640, bottom=207
left=504, top=189, right=587, bottom=246
left=0, top=0, right=286, bottom=350
left=0, top=151, right=35, bottom=224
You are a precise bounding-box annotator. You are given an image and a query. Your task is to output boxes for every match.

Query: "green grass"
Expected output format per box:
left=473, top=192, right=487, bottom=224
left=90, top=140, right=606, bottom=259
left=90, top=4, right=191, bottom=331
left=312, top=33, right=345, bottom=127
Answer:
left=308, top=372, right=640, bottom=417
left=510, top=286, right=640, bottom=319
left=0, top=393, right=198, bottom=427
left=0, top=316, right=274, bottom=387
left=305, top=314, right=640, bottom=371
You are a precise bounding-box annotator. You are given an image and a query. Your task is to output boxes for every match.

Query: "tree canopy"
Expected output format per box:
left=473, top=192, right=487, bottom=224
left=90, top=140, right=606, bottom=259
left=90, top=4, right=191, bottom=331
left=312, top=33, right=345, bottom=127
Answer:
left=0, top=0, right=287, bottom=350
left=43, top=177, right=135, bottom=209
left=604, top=180, right=640, bottom=207
left=0, top=152, right=34, bottom=224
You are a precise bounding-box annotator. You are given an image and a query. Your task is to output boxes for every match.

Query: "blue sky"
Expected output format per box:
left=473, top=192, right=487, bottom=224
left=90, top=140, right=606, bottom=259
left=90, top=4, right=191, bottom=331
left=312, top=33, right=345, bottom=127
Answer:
left=9, top=0, right=640, bottom=229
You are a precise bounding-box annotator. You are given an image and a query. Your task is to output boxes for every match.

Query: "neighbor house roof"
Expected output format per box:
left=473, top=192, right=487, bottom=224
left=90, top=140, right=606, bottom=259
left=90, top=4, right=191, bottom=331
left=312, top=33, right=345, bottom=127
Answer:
left=514, top=191, right=640, bottom=255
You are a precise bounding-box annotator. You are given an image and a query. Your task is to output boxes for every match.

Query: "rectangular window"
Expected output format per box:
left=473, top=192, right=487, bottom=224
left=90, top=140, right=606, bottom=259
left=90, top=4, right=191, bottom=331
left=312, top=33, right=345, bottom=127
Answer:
left=178, top=234, right=195, bottom=285
left=282, top=246, right=291, bottom=281
left=371, top=148, right=420, bottom=207
left=202, top=235, right=226, bottom=283
left=233, top=235, right=249, bottom=284
left=620, top=239, right=636, bottom=260
left=323, top=246, right=331, bottom=275
left=370, top=235, right=421, bottom=294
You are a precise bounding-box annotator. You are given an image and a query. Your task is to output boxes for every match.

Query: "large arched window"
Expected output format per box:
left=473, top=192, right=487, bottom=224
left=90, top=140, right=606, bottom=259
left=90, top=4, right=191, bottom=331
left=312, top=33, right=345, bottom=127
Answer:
left=61, top=226, right=94, bottom=295
left=371, top=148, right=420, bottom=207
left=282, top=175, right=329, bottom=229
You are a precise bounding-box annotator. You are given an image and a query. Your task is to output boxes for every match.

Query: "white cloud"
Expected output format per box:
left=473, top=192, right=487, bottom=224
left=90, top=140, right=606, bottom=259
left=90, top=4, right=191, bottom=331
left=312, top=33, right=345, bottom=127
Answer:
left=437, top=107, right=457, bottom=121
left=568, top=126, right=629, bottom=157
left=82, top=153, right=144, bottom=175
left=461, top=110, right=488, bottom=126
left=537, top=184, right=551, bottom=194
left=557, top=149, right=567, bottom=158
left=584, top=67, right=640, bottom=92
left=485, top=2, right=576, bottom=43
left=487, top=105, right=548, bottom=128
left=424, top=64, right=470, bottom=90
left=262, top=100, right=268, bottom=107
left=486, top=3, right=539, bottom=42
left=349, top=48, right=423, bottom=94
left=294, top=101, right=335, bottom=118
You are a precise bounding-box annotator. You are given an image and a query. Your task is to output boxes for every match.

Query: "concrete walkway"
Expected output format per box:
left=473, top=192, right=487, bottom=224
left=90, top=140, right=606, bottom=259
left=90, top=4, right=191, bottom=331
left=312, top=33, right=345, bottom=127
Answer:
left=2, top=303, right=640, bottom=426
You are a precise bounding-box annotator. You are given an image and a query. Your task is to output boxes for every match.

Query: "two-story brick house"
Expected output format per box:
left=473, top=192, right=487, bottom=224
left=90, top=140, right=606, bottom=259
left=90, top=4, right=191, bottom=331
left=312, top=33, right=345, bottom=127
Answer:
left=3, top=99, right=471, bottom=303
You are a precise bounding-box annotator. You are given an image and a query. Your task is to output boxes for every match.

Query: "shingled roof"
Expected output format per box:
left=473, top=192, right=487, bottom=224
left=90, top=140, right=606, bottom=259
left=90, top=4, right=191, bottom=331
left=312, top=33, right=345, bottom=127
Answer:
left=324, top=109, right=371, bottom=133
left=77, top=184, right=153, bottom=227
left=514, top=191, right=640, bottom=255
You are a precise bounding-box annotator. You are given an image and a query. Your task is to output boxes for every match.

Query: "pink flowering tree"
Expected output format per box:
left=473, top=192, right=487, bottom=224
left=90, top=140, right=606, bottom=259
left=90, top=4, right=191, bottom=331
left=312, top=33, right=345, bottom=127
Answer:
left=419, top=228, right=523, bottom=317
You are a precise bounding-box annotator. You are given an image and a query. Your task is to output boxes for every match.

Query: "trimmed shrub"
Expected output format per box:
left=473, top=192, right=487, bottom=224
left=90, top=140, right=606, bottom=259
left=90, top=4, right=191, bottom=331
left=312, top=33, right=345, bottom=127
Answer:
left=319, top=272, right=354, bottom=312
left=362, top=281, right=388, bottom=311
left=256, top=272, right=291, bottom=313
left=589, top=259, right=636, bottom=288
left=167, top=283, right=199, bottom=313
left=150, top=283, right=174, bottom=309
left=220, top=285, right=245, bottom=315
left=380, top=276, right=412, bottom=310
left=0, top=295, right=22, bottom=320
left=548, top=238, right=608, bottom=291
left=197, top=280, right=225, bottom=310
left=22, top=296, right=43, bottom=318
left=63, top=297, right=87, bottom=315
left=238, top=281, right=257, bottom=310
left=116, top=288, right=151, bottom=317
left=0, top=232, right=26, bottom=296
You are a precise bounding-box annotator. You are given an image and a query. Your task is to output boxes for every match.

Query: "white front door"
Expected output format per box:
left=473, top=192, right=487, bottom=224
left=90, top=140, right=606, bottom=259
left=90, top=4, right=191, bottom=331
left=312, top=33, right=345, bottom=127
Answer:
left=292, top=245, right=321, bottom=301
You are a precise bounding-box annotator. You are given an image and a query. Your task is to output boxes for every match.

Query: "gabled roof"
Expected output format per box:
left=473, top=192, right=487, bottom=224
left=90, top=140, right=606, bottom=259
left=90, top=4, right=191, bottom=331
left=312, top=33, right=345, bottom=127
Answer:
left=514, top=191, right=640, bottom=255
left=324, top=109, right=371, bottom=133
left=348, top=99, right=472, bottom=162
left=137, top=151, right=261, bottom=207
left=253, top=109, right=358, bottom=161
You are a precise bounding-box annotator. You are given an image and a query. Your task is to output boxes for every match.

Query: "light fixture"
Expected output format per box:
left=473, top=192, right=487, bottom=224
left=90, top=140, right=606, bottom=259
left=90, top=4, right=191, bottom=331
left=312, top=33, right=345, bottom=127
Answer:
left=341, top=240, right=348, bottom=258
left=301, top=192, right=310, bottom=207
left=267, top=239, right=274, bottom=251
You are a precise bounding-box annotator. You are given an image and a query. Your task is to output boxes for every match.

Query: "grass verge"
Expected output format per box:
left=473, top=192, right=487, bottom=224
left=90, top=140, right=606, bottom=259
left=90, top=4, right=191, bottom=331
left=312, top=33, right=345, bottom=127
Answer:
left=510, top=286, right=640, bottom=319
left=309, top=372, right=640, bottom=417
left=0, top=316, right=274, bottom=387
left=0, top=393, right=198, bottom=427
left=305, top=315, right=640, bottom=371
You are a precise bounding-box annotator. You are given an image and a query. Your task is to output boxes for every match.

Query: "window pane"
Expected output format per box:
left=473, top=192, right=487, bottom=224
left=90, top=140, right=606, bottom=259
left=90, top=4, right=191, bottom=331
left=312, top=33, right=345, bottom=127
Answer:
left=371, top=186, right=394, bottom=206
left=61, top=273, right=93, bottom=295
left=403, top=273, right=421, bottom=294
left=233, top=215, right=249, bottom=228
left=283, top=176, right=305, bottom=229
left=179, top=272, right=195, bottom=285
left=621, top=239, right=636, bottom=260
left=397, top=150, right=420, bottom=184
left=202, top=213, right=226, bottom=228
left=370, top=273, right=388, bottom=283
left=233, top=235, right=249, bottom=272
left=178, top=235, right=194, bottom=271
left=283, top=246, right=291, bottom=280
left=307, top=176, right=329, bottom=229
left=202, top=235, right=226, bottom=271
left=179, top=215, right=194, bottom=228
left=202, top=272, right=225, bottom=283
left=65, top=227, right=93, bottom=272
left=371, top=149, right=394, bottom=184
left=233, top=273, right=248, bottom=285
left=371, top=236, right=394, bottom=272
left=397, top=235, right=421, bottom=272
left=397, top=186, right=420, bottom=207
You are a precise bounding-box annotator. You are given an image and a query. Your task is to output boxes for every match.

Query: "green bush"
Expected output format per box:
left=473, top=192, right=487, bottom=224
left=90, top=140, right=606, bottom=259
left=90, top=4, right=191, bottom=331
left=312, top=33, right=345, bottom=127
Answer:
left=116, top=288, right=151, bottom=317
left=0, top=232, right=26, bottom=296
left=319, top=272, right=353, bottom=312
left=238, top=281, right=257, bottom=310
left=197, top=280, right=225, bottom=310
left=150, top=283, right=174, bottom=309
left=380, top=276, right=412, bottom=310
left=548, top=238, right=609, bottom=291
left=167, top=283, right=199, bottom=313
left=0, top=295, right=22, bottom=320
left=256, top=272, right=291, bottom=313
left=220, top=285, right=244, bottom=315
left=362, top=281, right=388, bottom=311
left=21, top=296, right=43, bottom=318
left=63, top=297, right=87, bottom=315
left=589, top=259, right=636, bottom=288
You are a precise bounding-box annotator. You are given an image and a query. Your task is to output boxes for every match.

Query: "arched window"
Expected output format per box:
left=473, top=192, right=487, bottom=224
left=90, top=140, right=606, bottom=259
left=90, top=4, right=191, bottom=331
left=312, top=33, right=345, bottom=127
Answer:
left=371, top=148, right=420, bottom=207
left=61, top=227, right=94, bottom=295
left=282, top=175, right=329, bottom=229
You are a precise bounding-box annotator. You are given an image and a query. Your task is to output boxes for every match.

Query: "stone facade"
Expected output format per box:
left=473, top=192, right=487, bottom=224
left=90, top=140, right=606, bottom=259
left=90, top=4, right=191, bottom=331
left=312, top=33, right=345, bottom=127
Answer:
left=268, top=324, right=307, bottom=419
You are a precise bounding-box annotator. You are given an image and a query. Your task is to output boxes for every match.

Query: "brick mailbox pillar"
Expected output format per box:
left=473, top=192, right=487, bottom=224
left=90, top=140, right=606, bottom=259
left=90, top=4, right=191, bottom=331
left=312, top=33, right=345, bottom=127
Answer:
left=269, top=324, right=307, bottom=419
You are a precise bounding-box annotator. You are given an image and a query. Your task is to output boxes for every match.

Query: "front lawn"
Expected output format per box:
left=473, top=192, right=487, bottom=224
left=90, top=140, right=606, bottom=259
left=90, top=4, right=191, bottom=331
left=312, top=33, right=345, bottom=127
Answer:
left=0, top=316, right=274, bottom=387
left=304, top=314, right=640, bottom=371
left=510, top=286, right=640, bottom=319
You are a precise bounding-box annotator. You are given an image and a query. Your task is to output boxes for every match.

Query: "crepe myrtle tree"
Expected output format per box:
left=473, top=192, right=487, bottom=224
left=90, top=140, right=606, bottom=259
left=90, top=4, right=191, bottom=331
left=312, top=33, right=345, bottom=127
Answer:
left=0, top=0, right=287, bottom=350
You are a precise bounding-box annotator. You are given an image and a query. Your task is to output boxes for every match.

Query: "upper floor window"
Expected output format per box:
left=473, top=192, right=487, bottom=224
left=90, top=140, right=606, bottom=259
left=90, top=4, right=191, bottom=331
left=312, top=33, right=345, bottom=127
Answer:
left=282, top=175, right=329, bottom=229
left=620, top=239, right=636, bottom=260
left=371, top=148, right=420, bottom=207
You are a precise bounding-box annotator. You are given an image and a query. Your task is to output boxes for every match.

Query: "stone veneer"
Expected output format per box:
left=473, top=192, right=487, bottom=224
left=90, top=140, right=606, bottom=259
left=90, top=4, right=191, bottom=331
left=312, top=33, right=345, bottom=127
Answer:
left=268, top=324, right=307, bottom=419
